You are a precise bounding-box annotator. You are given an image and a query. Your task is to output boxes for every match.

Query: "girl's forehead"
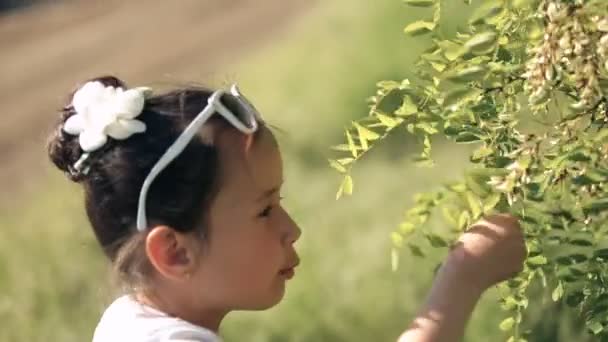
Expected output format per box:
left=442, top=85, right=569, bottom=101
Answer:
left=215, top=127, right=283, bottom=198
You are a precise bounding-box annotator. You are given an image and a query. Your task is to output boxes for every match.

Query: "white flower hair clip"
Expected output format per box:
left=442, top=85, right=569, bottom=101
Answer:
left=63, top=81, right=152, bottom=174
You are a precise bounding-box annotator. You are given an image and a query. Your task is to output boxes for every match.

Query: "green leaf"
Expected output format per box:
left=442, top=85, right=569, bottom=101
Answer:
left=512, top=0, right=535, bottom=9
left=343, top=175, right=353, bottom=195
left=417, top=122, right=439, bottom=135
left=587, top=320, right=604, bottom=335
left=583, top=198, right=608, bottom=215
left=455, top=132, right=481, bottom=143
left=593, top=248, right=608, bottom=260
left=464, top=32, right=497, bottom=55
left=568, top=239, right=593, bottom=247
left=403, top=0, right=435, bottom=7
left=446, top=66, right=487, bottom=83
left=377, top=80, right=400, bottom=90
left=566, top=292, right=584, bottom=307
left=376, top=113, right=403, bottom=128
left=469, top=0, right=503, bottom=25
left=400, top=222, right=416, bottom=235
left=328, top=159, right=346, bottom=173
left=336, top=174, right=354, bottom=200
left=437, top=40, right=466, bottom=61
left=483, top=193, right=501, bottom=213
left=458, top=210, right=471, bottom=230
left=499, top=317, right=515, bottom=331
left=337, top=158, right=354, bottom=165
left=354, top=123, right=380, bottom=141
left=396, top=96, right=418, bottom=116
left=391, top=248, right=399, bottom=272
left=391, top=232, right=404, bottom=248
left=555, top=254, right=588, bottom=265
left=408, top=243, right=425, bottom=258
left=552, top=281, right=564, bottom=302
left=527, top=255, right=548, bottom=266
left=346, top=130, right=358, bottom=158
left=443, top=87, right=482, bottom=107
left=425, top=233, right=448, bottom=248
left=568, top=151, right=591, bottom=162
left=331, top=144, right=350, bottom=152
left=466, top=192, right=482, bottom=218
left=472, top=145, right=493, bottom=161
left=404, top=20, right=436, bottom=36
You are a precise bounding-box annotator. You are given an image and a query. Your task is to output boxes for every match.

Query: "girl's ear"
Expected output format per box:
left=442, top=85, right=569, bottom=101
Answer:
left=145, top=226, right=199, bottom=281
left=243, top=133, right=255, bottom=152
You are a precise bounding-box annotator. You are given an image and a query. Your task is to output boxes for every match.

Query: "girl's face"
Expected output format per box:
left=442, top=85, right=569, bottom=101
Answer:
left=192, top=126, right=301, bottom=311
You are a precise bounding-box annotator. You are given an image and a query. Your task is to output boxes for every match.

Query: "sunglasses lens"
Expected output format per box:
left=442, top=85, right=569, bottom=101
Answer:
left=220, top=93, right=260, bottom=129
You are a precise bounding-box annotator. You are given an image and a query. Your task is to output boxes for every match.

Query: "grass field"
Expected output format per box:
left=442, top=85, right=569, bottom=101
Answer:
left=0, top=0, right=595, bottom=341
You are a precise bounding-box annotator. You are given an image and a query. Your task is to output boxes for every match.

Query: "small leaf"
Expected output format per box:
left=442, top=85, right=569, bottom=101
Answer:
left=568, top=239, right=593, bottom=247
left=593, top=248, right=608, bottom=260
left=377, top=80, right=400, bottom=90
left=425, top=233, right=448, bottom=248
left=404, top=20, right=436, bottom=36
left=566, top=292, right=584, bottom=307
left=342, top=175, right=353, bottom=195
left=391, top=232, right=404, bottom=248
left=417, top=122, right=439, bottom=135
left=458, top=210, right=471, bottom=230
left=552, top=281, right=564, bottom=302
left=331, top=144, right=350, bottom=152
left=337, top=157, right=355, bottom=165
left=376, top=113, right=403, bottom=128
left=587, top=320, right=604, bottom=335
left=499, top=317, right=515, bottom=331
left=446, top=66, right=487, bottom=83
left=472, top=145, right=493, bottom=160
left=455, top=132, right=481, bottom=143
left=464, top=31, right=497, bottom=55
left=346, top=130, right=358, bottom=158
left=466, top=192, right=482, bottom=218
left=527, top=255, right=548, bottom=266
left=483, top=193, right=501, bottom=213
left=403, top=0, right=435, bottom=7
left=391, top=248, right=399, bottom=272
left=583, top=198, right=608, bottom=215
left=336, top=174, right=354, bottom=200
left=400, top=222, right=416, bottom=235
left=443, top=87, right=482, bottom=107
left=437, top=40, right=465, bottom=61
left=396, top=96, right=418, bottom=116
left=354, top=123, right=379, bottom=151
left=408, top=243, right=425, bottom=258
left=329, top=159, right=346, bottom=173
left=469, top=0, right=503, bottom=25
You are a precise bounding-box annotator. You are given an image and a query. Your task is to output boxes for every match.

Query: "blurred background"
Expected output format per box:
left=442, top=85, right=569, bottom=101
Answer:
left=0, top=0, right=593, bottom=341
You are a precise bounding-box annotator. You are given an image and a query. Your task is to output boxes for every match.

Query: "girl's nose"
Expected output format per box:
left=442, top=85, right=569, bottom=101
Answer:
left=281, top=207, right=301, bottom=244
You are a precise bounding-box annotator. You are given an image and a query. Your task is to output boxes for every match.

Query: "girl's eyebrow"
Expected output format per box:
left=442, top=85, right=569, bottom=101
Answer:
left=256, top=181, right=283, bottom=202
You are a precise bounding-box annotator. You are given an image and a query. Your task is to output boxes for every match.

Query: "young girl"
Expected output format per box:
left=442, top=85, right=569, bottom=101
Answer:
left=47, top=76, right=526, bottom=342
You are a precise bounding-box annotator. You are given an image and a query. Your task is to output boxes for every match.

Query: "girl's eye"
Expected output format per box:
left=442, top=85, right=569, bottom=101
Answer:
left=258, top=205, right=273, bottom=218
left=257, top=197, right=283, bottom=218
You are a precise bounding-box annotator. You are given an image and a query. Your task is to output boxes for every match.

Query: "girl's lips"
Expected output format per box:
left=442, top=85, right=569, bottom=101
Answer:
left=279, top=267, right=295, bottom=279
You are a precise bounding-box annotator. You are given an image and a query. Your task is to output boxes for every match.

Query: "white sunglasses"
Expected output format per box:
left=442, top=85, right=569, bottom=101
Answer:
left=136, top=84, right=262, bottom=231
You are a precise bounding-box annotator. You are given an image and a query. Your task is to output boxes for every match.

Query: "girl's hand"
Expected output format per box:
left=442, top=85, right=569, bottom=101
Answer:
left=446, top=213, right=527, bottom=291
left=398, top=213, right=526, bottom=342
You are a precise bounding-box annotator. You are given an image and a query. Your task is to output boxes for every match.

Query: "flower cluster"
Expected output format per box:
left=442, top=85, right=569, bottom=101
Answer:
left=524, top=1, right=607, bottom=110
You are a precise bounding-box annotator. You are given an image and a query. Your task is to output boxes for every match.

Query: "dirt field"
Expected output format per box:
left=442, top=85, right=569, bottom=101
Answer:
left=0, top=0, right=310, bottom=198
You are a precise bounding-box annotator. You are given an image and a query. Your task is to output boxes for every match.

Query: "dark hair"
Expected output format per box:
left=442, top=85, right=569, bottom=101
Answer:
left=47, top=75, right=252, bottom=290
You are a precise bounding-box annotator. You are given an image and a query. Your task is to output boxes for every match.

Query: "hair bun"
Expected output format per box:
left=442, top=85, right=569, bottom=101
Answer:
left=47, top=75, right=128, bottom=182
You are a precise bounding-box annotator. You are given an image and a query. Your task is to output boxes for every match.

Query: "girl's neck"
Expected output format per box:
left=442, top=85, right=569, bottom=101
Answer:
left=135, top=291, right=227, bottom=333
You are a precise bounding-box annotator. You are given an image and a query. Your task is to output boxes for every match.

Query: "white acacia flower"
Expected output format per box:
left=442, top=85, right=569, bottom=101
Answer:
left=63, top=81, right=151, bottom=152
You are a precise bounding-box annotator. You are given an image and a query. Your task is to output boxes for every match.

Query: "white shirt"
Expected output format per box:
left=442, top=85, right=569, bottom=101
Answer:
left=93, top=295, right=221, bottom=342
